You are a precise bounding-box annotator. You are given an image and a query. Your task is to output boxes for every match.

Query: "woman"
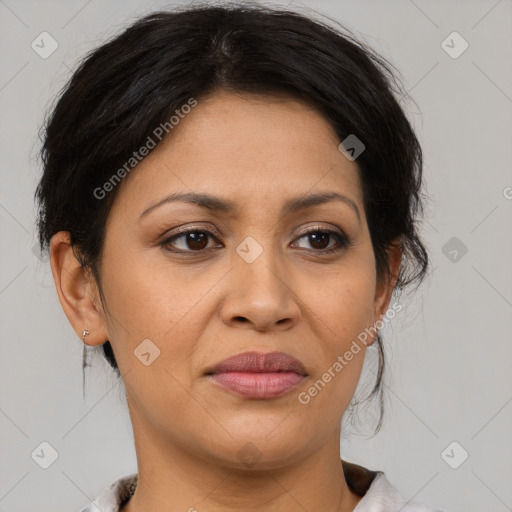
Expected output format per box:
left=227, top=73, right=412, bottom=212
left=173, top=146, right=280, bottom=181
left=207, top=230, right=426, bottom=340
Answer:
left=34, top=2, right=441, bottom=511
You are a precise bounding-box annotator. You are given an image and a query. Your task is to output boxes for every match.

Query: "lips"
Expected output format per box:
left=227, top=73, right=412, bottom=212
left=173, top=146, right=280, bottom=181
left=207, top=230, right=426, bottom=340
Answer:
left=205, top=351, right=307, bottom=376
left=204, top=351, right=308, bottom=399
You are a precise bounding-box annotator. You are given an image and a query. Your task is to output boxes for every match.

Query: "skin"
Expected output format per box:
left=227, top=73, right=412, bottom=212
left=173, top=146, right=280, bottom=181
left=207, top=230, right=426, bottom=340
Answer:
left=50, top=90, right=401, bottom=512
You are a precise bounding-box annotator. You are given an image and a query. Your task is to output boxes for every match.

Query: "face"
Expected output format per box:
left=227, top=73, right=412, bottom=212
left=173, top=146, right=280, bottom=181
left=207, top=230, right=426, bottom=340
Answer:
left=65, top=90, right=398, bottom=470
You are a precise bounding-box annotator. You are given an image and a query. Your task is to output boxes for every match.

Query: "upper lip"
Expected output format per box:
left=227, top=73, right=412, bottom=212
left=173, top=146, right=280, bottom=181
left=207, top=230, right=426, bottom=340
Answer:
left=205, top=351, right=307, bottom=376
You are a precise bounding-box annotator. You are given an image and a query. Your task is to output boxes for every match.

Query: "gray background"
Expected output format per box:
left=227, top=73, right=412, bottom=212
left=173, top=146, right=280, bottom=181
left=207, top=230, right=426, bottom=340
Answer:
left=1, top=0, right=511, bottom=511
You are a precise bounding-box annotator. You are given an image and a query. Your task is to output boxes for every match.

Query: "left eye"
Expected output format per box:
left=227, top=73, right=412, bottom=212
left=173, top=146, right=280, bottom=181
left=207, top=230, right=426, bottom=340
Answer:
left=293, top=229, right=349, bottom=252
left=161, top=228, right=349, bottom=254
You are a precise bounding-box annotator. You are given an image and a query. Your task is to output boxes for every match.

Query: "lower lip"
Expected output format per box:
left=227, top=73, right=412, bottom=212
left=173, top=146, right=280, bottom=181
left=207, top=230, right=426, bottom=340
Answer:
left=207, top=371, right=306, bottom=399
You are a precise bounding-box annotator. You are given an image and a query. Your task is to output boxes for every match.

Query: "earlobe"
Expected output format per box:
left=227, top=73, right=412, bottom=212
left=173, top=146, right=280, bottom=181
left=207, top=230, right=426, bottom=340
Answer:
left=49, top=231, right=109, bottom=347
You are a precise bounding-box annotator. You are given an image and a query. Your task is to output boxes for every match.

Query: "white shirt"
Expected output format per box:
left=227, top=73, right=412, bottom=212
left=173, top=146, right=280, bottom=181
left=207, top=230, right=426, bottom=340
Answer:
left=80, top=460, right=444, bottom=512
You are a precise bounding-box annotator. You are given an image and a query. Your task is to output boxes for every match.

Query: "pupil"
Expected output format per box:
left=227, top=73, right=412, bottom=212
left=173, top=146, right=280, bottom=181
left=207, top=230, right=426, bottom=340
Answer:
left=188, top=232, right=207, bottom=250
left=310, top=232, right=329, bottom=249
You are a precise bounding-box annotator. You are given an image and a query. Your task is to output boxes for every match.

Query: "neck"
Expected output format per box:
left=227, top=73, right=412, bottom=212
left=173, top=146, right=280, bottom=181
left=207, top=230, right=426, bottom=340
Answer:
left=121, top=421, right=363, bottom=512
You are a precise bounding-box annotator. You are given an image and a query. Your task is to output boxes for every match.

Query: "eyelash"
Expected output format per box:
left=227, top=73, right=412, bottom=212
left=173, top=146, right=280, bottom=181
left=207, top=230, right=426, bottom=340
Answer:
left=160, top=226, right=351, bottom=255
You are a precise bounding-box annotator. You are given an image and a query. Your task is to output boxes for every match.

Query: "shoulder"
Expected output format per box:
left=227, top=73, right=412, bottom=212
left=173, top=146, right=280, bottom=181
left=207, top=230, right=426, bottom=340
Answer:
left=342, top=459, right=444, bottom=512
left=79, top=473, right=138, bottom=512
left=356, top=471, right=444, bottom=511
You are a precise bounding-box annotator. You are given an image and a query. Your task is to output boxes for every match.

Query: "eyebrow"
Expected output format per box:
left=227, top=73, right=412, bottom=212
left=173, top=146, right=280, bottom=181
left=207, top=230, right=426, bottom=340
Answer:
left=139, top=191, right=361, bottom=224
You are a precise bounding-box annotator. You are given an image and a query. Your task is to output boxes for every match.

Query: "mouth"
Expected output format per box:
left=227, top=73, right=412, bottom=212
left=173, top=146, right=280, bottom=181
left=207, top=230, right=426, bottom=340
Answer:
left=204, top=351, right=308, bottom=399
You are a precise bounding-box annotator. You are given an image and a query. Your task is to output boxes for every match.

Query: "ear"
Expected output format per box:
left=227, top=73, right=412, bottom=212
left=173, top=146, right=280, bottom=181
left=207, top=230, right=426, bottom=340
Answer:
left=49, top=231, right=109, bottom=347
left=368, top=238, right=402, bottom=346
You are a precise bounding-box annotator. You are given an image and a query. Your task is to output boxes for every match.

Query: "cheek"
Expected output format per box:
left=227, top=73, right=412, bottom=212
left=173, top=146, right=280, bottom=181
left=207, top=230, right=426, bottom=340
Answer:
left=304, top=259, right=376, bottom=347
left=99, top=245, right=228, bottom=379
left=298, top=262, right=375, bottom=403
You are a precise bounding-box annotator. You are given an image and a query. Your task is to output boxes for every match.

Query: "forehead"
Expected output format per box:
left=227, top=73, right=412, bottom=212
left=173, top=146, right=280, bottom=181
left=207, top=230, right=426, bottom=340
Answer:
left=110, top=90, right=363, bottom=221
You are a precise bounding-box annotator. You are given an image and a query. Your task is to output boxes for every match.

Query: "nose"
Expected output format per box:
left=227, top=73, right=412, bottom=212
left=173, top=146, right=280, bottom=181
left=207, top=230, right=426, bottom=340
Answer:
left=219, top=246, right=301, bottom=332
